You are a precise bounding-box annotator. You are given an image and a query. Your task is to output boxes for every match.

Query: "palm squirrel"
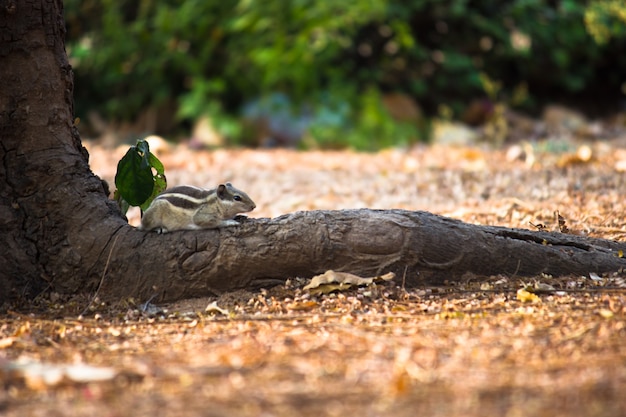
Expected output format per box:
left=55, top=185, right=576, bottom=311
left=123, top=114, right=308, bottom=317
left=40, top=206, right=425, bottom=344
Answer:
left=139, top=183, right=256, bottom=233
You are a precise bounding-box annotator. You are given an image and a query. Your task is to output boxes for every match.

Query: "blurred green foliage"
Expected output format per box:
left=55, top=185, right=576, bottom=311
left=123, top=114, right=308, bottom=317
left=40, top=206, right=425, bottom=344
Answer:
left=584, top=0, right=626, bottom=44
left=65, top=0, right=626, bottom=150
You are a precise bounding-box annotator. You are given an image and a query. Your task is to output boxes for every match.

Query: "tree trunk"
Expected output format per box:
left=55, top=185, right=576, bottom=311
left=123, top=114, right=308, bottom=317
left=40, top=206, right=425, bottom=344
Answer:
left=1, top=2, right=625, bottom=306
left=0, top=0, right=126, bottom=303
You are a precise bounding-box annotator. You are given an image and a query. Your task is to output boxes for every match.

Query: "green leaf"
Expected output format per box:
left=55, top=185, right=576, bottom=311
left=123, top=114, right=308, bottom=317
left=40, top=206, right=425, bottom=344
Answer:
left=114, top=139, right=166, bottom=208
left=140, top=153, right=167, bottom=211
left=148, top=152, right=165, bottom=177
left=135, top=140, right=152, bottom=169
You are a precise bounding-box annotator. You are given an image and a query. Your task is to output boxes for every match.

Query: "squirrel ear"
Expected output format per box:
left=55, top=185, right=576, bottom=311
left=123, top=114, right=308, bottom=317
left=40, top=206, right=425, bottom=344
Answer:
left=217, top=184, right=227, bottom=199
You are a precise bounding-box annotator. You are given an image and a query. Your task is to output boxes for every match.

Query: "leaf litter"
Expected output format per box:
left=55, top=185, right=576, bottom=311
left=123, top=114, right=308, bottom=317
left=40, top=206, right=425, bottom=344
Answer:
left=2, top=139, right=626, bottom=416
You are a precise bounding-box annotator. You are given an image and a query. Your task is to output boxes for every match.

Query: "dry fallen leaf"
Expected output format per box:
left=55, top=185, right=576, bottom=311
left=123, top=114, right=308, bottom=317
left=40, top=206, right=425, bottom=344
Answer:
left=0, top=337, right=15, bottom=349
left=303, top=270, right=395, bottom=291
left=286, top=300, right=318, bottom=311
left=589, top=272, right=603, bottom=282
left=598, top=309, right=614, bottom=319
left=205, top=301, right=229, bottom=315
left=517, top=288, right=541, bottom=303
left=3, top=359, right=118, bottom=390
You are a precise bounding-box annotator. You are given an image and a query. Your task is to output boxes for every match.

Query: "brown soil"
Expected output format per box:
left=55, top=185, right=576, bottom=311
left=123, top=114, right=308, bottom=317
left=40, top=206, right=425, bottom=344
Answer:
left=1, top=140, right=625, bottom=416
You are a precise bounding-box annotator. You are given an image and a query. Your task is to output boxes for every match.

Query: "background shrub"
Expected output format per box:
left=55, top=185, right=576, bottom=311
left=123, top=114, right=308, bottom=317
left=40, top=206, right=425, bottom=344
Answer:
left=65, top=0, right=626, bottom=149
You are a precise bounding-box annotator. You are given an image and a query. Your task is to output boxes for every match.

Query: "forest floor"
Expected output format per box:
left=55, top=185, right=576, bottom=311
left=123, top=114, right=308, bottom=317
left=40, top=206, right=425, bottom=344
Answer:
left=2, top=136, right=626, bottom=416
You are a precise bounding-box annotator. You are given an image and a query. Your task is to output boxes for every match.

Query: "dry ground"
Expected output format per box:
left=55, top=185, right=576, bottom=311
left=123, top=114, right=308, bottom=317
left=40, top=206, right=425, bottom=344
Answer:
left=2, top=139, right=626, bottom=416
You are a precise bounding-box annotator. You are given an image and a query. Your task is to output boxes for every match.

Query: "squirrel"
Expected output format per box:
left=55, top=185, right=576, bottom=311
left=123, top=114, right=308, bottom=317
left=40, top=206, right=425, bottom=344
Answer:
left=139, top=183, right=256, bottom=233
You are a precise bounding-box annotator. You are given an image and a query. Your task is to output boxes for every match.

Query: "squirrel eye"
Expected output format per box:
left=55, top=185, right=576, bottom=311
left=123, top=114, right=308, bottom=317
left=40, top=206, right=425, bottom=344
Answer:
left=234, top=195, right=242, bottom=201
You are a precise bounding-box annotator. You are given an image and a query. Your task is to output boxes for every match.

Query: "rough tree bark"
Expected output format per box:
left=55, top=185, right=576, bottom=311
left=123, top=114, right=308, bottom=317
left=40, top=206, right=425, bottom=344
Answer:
left=1, top=2, right=625, bottom=306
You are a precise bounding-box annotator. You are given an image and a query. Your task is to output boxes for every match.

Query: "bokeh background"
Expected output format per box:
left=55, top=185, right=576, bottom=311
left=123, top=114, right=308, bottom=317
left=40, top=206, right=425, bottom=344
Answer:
left=65, top=0, right=626, bottom=150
